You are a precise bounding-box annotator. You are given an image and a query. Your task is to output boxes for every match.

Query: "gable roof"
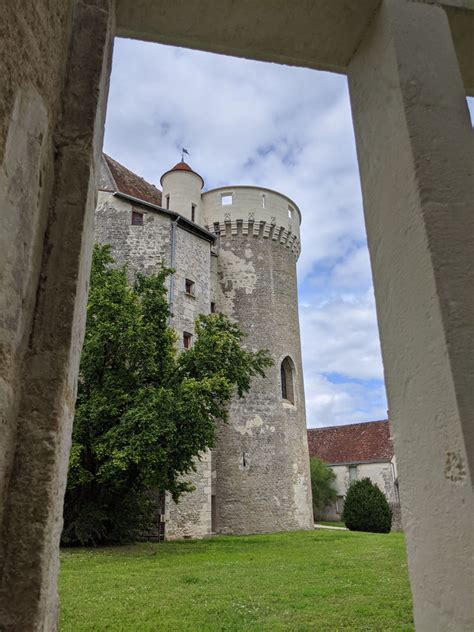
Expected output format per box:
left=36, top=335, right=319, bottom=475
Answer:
left=307, top=420, right=393, bottom=465
left=102, top=154, right=162, bottom=206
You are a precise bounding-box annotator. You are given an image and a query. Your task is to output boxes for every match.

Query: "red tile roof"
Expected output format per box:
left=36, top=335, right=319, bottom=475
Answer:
left=170, top=161, right=193, bottom=172
left=160, top=161, right=204, bottom=187
left=103, top=154, right=162, bottom=206
left=307, top=420, right=393, bottom=465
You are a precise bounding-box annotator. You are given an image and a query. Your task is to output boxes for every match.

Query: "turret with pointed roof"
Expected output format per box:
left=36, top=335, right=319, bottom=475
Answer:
left=160, top=160, right=204, bottom=223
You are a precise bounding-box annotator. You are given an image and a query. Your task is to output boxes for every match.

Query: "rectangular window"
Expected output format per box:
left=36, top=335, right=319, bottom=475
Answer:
left=210, top=302, right=216, bottom=313
left=185, top=279, right=195, bottom=296
left=221, top=193, right=233, bottom=206
left=349, top=465, right=358, bottom=484
left=288, top=205, right=293, bottom=219
left=183, top=332, right=193, bottom=349
left=166, top=194, right=170, bottom=210
left=191, top=204, right=196, bottom=222
left=131, top=210, right=144, bottom=225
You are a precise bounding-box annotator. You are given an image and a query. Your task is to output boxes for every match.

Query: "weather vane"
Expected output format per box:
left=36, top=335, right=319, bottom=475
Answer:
left=181, top=147, right=190, bottom=161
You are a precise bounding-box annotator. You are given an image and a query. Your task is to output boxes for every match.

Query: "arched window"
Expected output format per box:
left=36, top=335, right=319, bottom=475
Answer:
left=280, top=356, right=295, bottom=404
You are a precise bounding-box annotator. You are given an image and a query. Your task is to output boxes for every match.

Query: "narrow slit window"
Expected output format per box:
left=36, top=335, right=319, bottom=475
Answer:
left=183, top=332, right=193, bottom=349
left=280, top=356, right=295, bottom=404
left=221, top=193, right=233, bottom=206
left=288, top=205, right=293, bottom=219
left=262, top=194, right=266, bottom=208
left=210, top=302, right=216, bottom=313
left=131, top=210, right=144, bottom=225
left=185, top=279, right=195, bottom=296
left=166, top=194, right=170, bottom=210
left=191, top=204, right=196, bottom=222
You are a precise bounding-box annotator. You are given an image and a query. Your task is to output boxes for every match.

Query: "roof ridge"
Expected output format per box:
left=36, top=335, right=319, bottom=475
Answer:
left=308, top=419, right=389, bottom=431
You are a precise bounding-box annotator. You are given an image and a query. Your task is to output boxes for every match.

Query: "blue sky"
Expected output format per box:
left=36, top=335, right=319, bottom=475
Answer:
left=104, top=38, right=474, bottom=428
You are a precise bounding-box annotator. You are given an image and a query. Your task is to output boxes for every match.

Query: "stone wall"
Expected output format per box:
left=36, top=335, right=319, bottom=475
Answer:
left=165, top=450, right=212, bottom=539
left=95, top=191, right=172, bottom=275
left=94, top=190, right=213, bottom=539
left=201, top=188, right=313, bottom=534
left=0, top=2, right=113, bottom=627
left=0, top=0, right=74, bottom=537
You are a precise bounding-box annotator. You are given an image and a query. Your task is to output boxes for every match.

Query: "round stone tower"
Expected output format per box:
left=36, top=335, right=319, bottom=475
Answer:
left=160, top=161, right=204, bottom=222
left=201, top=186, right=313, bottom=534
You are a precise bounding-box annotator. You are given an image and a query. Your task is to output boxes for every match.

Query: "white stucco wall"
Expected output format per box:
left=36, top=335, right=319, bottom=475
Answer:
left=322, top=457, right=399, bottom=521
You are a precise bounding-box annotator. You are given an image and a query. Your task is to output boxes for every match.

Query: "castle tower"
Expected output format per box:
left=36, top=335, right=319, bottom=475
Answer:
left=202, top=186, right=313, bottom=534
left=160, top=161, right=204, bottom=223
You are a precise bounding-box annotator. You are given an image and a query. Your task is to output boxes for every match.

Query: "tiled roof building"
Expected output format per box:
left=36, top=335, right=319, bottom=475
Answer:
left=307, top=420, right=401, bottom=528
left=307, top=420, right=393, bottom=464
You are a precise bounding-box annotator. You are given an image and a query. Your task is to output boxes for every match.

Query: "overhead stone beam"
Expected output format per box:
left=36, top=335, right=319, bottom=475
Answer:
left=115, top=0, right=474, bottom=95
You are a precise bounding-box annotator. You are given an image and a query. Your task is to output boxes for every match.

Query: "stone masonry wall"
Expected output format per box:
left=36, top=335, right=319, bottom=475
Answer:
left=0, top=0, right=74, bottom=539
left=203, top=211, right=313, bottom=534
left=94, top=191, right=212, bottom=539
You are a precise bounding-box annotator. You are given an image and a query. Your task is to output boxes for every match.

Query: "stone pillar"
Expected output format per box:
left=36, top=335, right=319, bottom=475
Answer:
left=0, top=1, right=114, bottom=629
left=348, top=1, right=474, bottom=629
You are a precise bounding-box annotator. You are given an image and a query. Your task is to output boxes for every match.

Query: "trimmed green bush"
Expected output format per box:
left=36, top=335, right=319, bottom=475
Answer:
left=342, top=477, right=392, bottom=533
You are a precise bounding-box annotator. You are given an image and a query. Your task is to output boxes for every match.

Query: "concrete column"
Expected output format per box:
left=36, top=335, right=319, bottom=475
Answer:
left=348, top=1, right=474, bottom=629
left=0, top=1, right=114, bottom=629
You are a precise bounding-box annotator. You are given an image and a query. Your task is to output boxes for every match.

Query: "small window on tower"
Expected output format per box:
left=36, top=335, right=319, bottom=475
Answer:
left=210, top=302, right=216, bottom=313
left=280, top=356, right=295, bottom=405
left=221, top=193, right=233, bottom=206
left=288, top=205, right=293, bottom=219
left=131, top=211, right=144, bottom=225
left=191, top=204, right=196, bottom=222
left=183, top=332, right=193, bottom=349
left=262, top=194, right=266, bottom=208
left=185, top=279, right=195, bottom=296
left=165, top=194, right=170, bottom=210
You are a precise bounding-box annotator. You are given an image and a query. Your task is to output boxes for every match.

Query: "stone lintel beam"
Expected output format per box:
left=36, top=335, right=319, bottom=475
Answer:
left=115, top=0, right=474, bottom=95
left=0, top=1, right=114, bottom=629
left=348, top=0, right=474, bottom=629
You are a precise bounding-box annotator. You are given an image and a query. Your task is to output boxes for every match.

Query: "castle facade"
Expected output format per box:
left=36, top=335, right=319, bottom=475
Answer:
left=96, top=154, right=313, bottom=538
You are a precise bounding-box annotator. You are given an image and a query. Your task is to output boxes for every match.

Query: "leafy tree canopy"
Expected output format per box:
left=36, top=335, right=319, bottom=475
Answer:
left=309, top=458, right=337, bottom=520
left=63, top=245, right=272, bottom=545
left=342, top=477, right=392, bottom=533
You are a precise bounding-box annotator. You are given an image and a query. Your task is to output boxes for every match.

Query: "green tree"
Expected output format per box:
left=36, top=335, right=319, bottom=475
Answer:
left=309, top=458, right=337, bottom=520
left=63, top=245, right=272, bottom=545
left=342, top=478, right=392, bottom=533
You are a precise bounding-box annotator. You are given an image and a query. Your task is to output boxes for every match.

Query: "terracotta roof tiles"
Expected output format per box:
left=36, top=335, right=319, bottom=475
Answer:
left=170, top=161, right=193, bottom=172
left=103, top=154, right=162, bottom=206
left=307, top=420, right=393, bottom=464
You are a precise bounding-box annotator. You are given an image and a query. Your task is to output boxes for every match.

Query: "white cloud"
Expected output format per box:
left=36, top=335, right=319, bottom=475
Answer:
left=104, top=38, right=387, bottom=427
left=304, top=374, right=387, bottom=428
left=300, top=289, right=384, bottom=382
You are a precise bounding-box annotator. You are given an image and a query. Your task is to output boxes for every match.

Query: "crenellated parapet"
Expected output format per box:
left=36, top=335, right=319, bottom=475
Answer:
left=201, top=184, right=302, bottom=259
left=205, top=218, right=301, bottom=258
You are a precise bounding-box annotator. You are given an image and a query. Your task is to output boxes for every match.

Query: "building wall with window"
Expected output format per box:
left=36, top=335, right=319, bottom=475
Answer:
left=307, top=420, right=402, bottom=529
left=95, top=154, right=313, bottom=538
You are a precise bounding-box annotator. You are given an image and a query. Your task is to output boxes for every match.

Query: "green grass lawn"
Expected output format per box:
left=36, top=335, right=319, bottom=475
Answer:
left=59, top=530, right=413, bottom=631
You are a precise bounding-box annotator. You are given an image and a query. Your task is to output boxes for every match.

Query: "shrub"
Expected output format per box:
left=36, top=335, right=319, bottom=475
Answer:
left=309, top=458, right=337, bottom=520
left=342, top=477, right=392, bottom=533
